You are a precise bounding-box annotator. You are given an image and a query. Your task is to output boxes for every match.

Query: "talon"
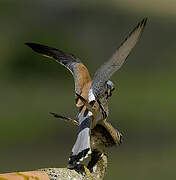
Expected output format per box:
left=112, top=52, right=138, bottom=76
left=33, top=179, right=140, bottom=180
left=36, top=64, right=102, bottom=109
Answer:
left=68, top=164, right=88, bottom=175
left=87, top=149, right=104, bottom=173
left=97, top=99, right=107, bottom=119
left=84, top=166, right=94, bottom=180
left=118, top=131, right=123, bottom=145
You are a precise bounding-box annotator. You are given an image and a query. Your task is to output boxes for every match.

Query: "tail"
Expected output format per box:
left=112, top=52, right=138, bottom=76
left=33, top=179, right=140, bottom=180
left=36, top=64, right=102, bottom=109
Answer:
left=69, top=113, right=92, bottom=168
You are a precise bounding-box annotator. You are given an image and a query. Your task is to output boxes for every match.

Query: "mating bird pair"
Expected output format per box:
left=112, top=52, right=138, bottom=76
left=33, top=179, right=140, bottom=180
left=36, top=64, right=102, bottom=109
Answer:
left=26, top=18, right=147, bottom=169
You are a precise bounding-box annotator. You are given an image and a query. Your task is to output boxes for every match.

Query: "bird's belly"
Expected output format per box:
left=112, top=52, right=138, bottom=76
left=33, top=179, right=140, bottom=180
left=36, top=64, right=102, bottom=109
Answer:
left=91, top=104, right=109, bottom=128
left=92, top=112, right=104, bottom=128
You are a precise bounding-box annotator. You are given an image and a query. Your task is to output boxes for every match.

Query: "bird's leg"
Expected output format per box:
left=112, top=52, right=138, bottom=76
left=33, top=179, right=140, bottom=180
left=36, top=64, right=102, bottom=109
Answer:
left=97, top=99, right=107, bottom=119
left=76, top=93, right=94, bottom=113
left=76, top=93, right=107, bottom=119
left=83, top=166, right=94, bottom=180
left=49, top=112, right=79, bottom=126
left=117, top=130, right=123, bottom=145
left=73, top=149, right=106, bottom=178
left=87, top=149, right=105, bottom=173
left=68, top=164, right=94, bottom=179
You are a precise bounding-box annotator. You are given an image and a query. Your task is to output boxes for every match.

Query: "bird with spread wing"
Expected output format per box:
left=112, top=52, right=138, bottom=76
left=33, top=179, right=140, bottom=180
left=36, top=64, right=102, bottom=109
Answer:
left=26, top=18, right=147, bottom=169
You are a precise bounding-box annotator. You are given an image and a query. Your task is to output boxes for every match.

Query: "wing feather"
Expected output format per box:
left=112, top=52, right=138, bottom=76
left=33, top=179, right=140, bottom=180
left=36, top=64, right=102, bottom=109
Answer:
left=25, top=43, right=92, bottom=107
left=90, top=18, right=147, bottom=99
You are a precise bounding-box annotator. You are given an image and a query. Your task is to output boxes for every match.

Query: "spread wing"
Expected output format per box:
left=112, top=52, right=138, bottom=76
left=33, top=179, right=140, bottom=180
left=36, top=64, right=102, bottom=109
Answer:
left=69, top=112, right=92, bottom=167
left=25, top=43, right=92, bottom=107
left=90, top=18, right=147, bottom=100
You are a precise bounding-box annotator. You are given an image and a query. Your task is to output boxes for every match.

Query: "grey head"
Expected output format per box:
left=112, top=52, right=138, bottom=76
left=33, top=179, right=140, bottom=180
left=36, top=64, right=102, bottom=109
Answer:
left=106, top=80, right=115, bottom=98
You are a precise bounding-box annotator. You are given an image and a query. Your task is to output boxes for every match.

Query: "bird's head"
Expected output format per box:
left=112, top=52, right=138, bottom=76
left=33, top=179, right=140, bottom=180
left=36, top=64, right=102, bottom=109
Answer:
left=106, top=80, right=115, bottom=98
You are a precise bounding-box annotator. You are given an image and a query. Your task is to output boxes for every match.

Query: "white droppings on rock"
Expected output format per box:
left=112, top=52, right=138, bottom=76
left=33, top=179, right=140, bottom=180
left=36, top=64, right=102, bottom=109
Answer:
left=80, top=157, right=84, bottom=161
left=93, top=165, right=97, bottom=172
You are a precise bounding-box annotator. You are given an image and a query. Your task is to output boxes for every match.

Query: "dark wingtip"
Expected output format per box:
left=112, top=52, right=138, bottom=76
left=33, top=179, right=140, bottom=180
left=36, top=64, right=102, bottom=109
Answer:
left=25, top=42, right=48, bottom=53
left=25, top=42, right=61, bottom=59
left=140, top=17, right=148, bottom=27
left=25, top=42, right=67, bottom=59
left=25, top=42, right=38, bottom=49
left=136, top=17, right=148, bottom=30
left=25, top=42, right=33, bottom=46
left=25, top=42, right=42, bottom=53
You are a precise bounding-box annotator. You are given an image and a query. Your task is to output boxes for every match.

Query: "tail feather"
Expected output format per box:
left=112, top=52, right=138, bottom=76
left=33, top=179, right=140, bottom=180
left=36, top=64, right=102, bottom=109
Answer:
left=69, top=113, right=92, bottom=166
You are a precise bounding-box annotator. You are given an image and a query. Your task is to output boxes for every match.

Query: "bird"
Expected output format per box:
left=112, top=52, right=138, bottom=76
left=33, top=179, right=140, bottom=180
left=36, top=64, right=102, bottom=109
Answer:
left=25, top=18, right=147, bottom=168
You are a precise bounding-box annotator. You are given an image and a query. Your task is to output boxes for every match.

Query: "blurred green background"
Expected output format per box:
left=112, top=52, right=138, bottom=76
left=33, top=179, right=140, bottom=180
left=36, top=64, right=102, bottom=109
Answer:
left=0, top=1, right=176, bottom=179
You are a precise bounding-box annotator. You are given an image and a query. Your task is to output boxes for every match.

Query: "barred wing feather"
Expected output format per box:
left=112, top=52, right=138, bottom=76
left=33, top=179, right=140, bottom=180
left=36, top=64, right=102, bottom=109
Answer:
left=90, top=18, right=147, bottom=99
